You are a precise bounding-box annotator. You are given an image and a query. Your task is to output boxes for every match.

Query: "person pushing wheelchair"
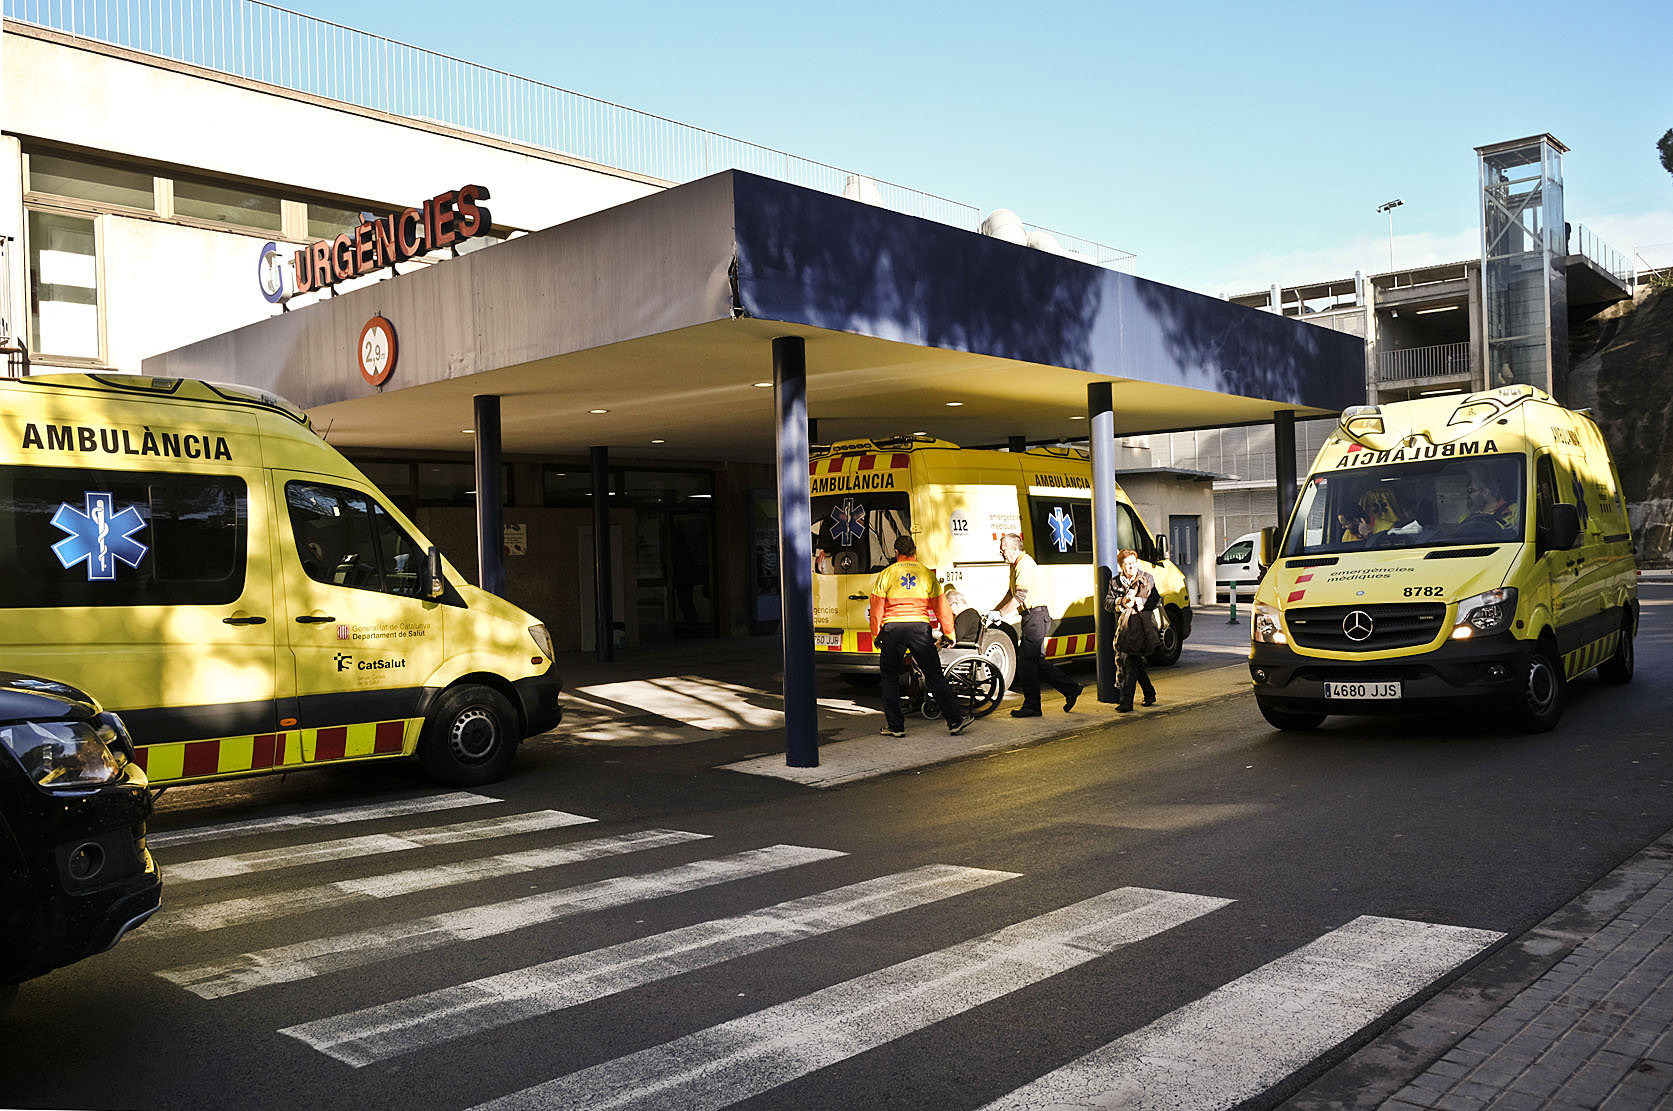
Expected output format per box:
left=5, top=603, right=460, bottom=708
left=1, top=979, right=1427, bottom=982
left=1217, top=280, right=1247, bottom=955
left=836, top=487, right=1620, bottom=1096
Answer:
left=869, top=535, right=973, bottom=739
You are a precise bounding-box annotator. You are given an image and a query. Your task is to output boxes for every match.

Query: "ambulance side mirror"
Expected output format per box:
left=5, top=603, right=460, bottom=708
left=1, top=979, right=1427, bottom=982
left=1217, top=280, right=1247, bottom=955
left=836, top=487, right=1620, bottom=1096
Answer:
left=1545, top=504, right=1581, bottom=553
left=1258, top=526, right=1277, bottom=569
left=427, top=546, right=445, bottom=599
left=1153, top=536, right=1168, bottom=562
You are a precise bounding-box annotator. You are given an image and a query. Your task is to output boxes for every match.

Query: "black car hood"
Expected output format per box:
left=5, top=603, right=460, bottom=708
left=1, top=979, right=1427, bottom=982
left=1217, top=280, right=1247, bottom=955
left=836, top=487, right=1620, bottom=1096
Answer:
left=0, top=673, right=100, bottom=726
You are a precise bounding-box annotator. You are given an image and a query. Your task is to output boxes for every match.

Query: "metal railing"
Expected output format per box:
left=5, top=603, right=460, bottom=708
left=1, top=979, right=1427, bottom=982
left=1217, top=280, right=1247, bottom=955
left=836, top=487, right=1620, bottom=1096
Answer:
left=1377, top=341, right=1470, bottom=383
left=1570, top=224, right=1632, bottom=289
left=3, top=0, right=1136, bottom=270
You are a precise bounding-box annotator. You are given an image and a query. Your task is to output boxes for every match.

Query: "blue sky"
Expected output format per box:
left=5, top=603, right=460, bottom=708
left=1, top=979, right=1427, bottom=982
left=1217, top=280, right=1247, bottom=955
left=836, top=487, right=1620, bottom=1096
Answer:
left=307, top=0, right=1672, bottom=296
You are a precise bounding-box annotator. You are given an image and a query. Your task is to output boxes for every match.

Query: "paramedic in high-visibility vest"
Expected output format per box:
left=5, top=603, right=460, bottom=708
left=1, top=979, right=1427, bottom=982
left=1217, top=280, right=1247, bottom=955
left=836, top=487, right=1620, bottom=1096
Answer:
left=868, top=535, right=973, bottom=738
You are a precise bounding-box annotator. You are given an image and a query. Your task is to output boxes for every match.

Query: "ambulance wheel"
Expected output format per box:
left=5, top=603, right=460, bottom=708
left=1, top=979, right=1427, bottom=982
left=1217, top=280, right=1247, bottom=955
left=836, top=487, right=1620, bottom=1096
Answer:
left=978, top=629, right=1017, bottom=686
left=419, top=684, right=519, bottom=786
left=1148, top=606, right=1184, bottom=667
left=1513, top=643, right=1565, bottom=733
left=1598, top=617, right=1634, bottom=685
left=1257, top=699, right=1324, bottom=731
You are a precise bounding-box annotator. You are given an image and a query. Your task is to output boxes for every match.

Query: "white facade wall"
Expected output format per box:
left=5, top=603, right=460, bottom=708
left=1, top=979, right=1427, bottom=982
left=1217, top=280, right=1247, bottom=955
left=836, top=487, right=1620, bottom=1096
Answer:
left=2, top=26, right=661, bottom=370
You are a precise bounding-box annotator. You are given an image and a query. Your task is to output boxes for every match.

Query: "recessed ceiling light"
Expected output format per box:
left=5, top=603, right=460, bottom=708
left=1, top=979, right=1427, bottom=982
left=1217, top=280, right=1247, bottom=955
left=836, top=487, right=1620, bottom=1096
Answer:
left=650, top=439, right=665, bottom=444
left=945, top=401, right=963, bottom=407
left=460, top=428, right=474, bottom=433
left=752, top=381, right=772, bottom=388
left=1069, top=415, right=1085, bottom=420
left=589, top=408, right=608, bottom=414
left=912, top=431, right=927, bottom=435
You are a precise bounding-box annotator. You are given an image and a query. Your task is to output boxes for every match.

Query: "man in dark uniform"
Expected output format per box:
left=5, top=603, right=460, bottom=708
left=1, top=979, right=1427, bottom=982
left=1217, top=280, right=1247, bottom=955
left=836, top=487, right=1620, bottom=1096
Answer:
left=995, top=532, right=1083, bottom=717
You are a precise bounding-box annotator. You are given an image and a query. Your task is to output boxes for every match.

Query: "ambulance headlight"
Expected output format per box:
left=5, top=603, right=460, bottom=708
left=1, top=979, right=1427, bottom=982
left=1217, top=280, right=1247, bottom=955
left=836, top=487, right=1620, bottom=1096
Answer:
left=1454, top=588, right=1517, bottom=638
left=0, top=717, right=126, bottom=789
left=528, top=624, right=554, bottom=660
left=1252, top=603, right=1287, bottom=645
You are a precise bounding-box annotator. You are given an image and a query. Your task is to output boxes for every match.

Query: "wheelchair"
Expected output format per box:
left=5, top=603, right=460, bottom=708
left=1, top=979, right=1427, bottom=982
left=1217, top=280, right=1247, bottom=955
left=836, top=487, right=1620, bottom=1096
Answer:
left=897, top=632, right=1007, bottom=721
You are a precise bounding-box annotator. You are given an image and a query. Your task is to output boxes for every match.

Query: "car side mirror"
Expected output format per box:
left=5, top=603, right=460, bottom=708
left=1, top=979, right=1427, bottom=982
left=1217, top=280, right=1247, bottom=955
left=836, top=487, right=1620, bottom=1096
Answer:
left=1153, top=536, right=1168, bottom=562
left=1258, top=526, right=1277, bottom=568
left=1546, top=504, right=1581, bottom=552
left=427, top=546, right=445, bottom=598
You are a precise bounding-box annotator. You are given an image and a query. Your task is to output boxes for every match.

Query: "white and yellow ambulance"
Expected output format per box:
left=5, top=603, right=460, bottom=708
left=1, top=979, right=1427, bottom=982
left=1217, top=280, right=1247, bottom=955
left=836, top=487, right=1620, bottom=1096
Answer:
left=1250, top=384, right=1637, bottom=732
left=810, top=437, right=1192, bottom=682
left=0, top=373, right=561, bottom=787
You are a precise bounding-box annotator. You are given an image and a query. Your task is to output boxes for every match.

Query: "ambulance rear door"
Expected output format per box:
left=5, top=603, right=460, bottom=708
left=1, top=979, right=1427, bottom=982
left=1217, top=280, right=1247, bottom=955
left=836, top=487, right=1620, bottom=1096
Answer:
left=272, top=473, right=447, bottom=763
left=911, top=483, right=1014, bottom=614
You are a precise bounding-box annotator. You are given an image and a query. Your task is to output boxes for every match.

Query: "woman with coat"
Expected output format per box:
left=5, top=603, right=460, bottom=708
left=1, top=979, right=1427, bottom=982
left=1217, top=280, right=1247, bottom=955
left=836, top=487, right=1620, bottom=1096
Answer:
left=1103, top=548, right=1159, bottom=712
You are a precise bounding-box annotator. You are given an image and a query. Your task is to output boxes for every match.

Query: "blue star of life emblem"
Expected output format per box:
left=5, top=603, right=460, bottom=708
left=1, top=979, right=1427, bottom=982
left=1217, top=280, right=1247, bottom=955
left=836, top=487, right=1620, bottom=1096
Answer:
left=900, top=572, right=918, bottom=589
left=828, top=498, right=867, bottom=546
left=1048, top=506, right=1075, bottom=552
left=51, top=493, right=148, bottom=581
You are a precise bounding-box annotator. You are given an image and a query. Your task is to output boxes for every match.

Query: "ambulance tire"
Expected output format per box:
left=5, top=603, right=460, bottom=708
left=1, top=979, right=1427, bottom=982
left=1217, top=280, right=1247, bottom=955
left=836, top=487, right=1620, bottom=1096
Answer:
left=978, top=629, right=1017, bottom=687
left=1598, top=616, right=1634, bottom=685
left=1256, top=699, right=1325, bottom=731
left=1513, top=641, right=1565, bottom=733
left=419, top=684, right=519, bottom=786
left=1148, top=606, right=1184, bottom=668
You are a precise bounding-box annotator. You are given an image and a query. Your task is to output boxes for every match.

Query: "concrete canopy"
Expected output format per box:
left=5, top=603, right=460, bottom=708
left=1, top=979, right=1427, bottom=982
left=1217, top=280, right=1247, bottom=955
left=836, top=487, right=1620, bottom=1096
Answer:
left=146, top=171, right=1364, bottom=454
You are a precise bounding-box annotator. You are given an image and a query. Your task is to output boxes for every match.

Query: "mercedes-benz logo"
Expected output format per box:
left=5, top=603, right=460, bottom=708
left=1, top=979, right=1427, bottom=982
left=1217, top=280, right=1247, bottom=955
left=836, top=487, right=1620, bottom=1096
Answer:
left=1342, top=610, right=1375, bottom=642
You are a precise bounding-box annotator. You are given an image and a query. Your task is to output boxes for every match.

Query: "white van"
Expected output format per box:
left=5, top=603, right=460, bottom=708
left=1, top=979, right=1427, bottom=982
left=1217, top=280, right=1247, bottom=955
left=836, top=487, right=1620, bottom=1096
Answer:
left=1215, top=532, right=1263, bottom=600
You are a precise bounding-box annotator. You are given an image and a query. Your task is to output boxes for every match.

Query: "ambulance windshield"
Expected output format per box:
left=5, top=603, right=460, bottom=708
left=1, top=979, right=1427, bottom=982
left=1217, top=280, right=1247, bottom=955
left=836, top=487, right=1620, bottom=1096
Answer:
left=811, top=492, right=911, bottom=575
left=1283, top=454, right=1526, bottom=557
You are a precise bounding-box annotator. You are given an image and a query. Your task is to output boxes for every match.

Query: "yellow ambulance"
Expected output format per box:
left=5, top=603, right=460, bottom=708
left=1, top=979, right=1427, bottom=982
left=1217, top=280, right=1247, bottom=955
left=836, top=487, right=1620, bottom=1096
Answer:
left=0, top=373, right=561, bottom=787
left=1250, top=384, right=1636, bottom=732
left=810, top=437, right=1193, bottom=681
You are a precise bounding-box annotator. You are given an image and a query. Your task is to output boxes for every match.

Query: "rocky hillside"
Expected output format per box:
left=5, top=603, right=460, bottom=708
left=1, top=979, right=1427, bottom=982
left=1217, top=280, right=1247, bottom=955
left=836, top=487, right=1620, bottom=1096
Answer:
left=1568, top=284, right=1673, bottom=563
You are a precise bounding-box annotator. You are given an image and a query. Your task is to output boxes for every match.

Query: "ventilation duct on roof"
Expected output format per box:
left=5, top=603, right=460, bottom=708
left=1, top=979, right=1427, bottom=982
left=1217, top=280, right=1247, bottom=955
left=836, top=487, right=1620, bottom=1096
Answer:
left=842, top=175, right=882, bottom=206
left=980, top=209, right=1028, bottom=244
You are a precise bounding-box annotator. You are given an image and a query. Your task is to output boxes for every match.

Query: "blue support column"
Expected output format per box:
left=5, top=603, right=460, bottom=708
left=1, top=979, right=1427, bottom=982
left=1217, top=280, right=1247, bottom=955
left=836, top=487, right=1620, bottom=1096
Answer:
left=1274, top=410, right=1298, bottom=535
left=774, top=337, right=818, bottom=768
left=1088, top=382, right=1119, bottom=703
left=473, top=394, right=505, bottom=598
left=591, top=445, right=613, bottom=663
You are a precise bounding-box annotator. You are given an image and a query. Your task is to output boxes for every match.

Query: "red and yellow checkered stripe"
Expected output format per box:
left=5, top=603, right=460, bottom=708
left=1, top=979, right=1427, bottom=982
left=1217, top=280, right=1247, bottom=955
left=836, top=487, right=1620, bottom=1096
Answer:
left=809, top=453, right=911, bottom=476
left=131, top=718, right=422, bottom=783
left=1044, top=634, right=1097, bottom=659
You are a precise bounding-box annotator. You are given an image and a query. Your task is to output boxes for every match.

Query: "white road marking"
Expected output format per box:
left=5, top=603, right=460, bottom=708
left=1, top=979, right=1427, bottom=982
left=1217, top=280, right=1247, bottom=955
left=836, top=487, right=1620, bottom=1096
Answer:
left=157, top=844, right=845, bottom=999
left=981, top=914, right=1504, bottom=1111
left=284, top=863, right=1020, bottom=1066
left=150, top=829, right=710, bottom=937
left=148, top=792, right=503, bottom=848
left=468, top=886, right=1231, bottom=1111
left=164, top=809, right=595, bottom=883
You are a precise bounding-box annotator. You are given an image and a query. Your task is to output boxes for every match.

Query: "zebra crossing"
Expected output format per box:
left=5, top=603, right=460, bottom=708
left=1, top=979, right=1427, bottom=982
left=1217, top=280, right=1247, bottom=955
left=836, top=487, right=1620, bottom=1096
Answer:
left=142, top=791, right=1505, bottom=1110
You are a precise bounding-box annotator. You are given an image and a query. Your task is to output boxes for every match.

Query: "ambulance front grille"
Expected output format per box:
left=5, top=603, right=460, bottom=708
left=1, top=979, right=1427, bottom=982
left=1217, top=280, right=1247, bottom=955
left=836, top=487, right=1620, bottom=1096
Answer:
left=1287, top=603, right=1447, bottom=651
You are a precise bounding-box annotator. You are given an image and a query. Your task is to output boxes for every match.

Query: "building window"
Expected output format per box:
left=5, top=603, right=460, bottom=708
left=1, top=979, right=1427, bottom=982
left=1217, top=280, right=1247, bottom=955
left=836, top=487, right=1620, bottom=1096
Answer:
left=25, top=151, right=156, bottom=211
left=26, top=210, right=101, bottom=361
left=306, top=201, right=375, bottom=242
left=417, top=462, right=511, bottom=506
left=173, top=177, right=283, bottom=233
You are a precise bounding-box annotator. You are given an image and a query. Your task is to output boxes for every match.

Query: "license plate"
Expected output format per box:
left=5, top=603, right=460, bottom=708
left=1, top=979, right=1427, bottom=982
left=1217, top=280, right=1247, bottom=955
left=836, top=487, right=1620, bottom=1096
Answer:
left=1325, top=681, right=1401, bottom=700
left=814, top=632, right=843, bottom=648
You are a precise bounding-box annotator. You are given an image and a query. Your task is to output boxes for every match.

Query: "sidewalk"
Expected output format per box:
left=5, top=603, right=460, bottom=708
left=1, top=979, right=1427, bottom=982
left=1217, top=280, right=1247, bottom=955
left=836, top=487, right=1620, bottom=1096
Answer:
left=547, top=605, right=1257, bottom=786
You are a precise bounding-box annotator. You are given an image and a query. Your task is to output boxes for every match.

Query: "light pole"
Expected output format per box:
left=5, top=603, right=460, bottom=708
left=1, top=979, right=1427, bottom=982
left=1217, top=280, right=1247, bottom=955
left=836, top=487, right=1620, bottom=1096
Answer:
left=1376, top=198, right=1404, bottom=271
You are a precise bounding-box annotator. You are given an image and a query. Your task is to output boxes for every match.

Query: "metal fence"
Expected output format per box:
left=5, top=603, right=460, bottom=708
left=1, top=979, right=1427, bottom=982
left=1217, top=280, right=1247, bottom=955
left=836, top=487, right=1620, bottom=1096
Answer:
left=1377, top=341, right=1470, bottom=383
left=3, top=0, right=1136, bottom=270
left=1570, top=224, right=1632, bottom=288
